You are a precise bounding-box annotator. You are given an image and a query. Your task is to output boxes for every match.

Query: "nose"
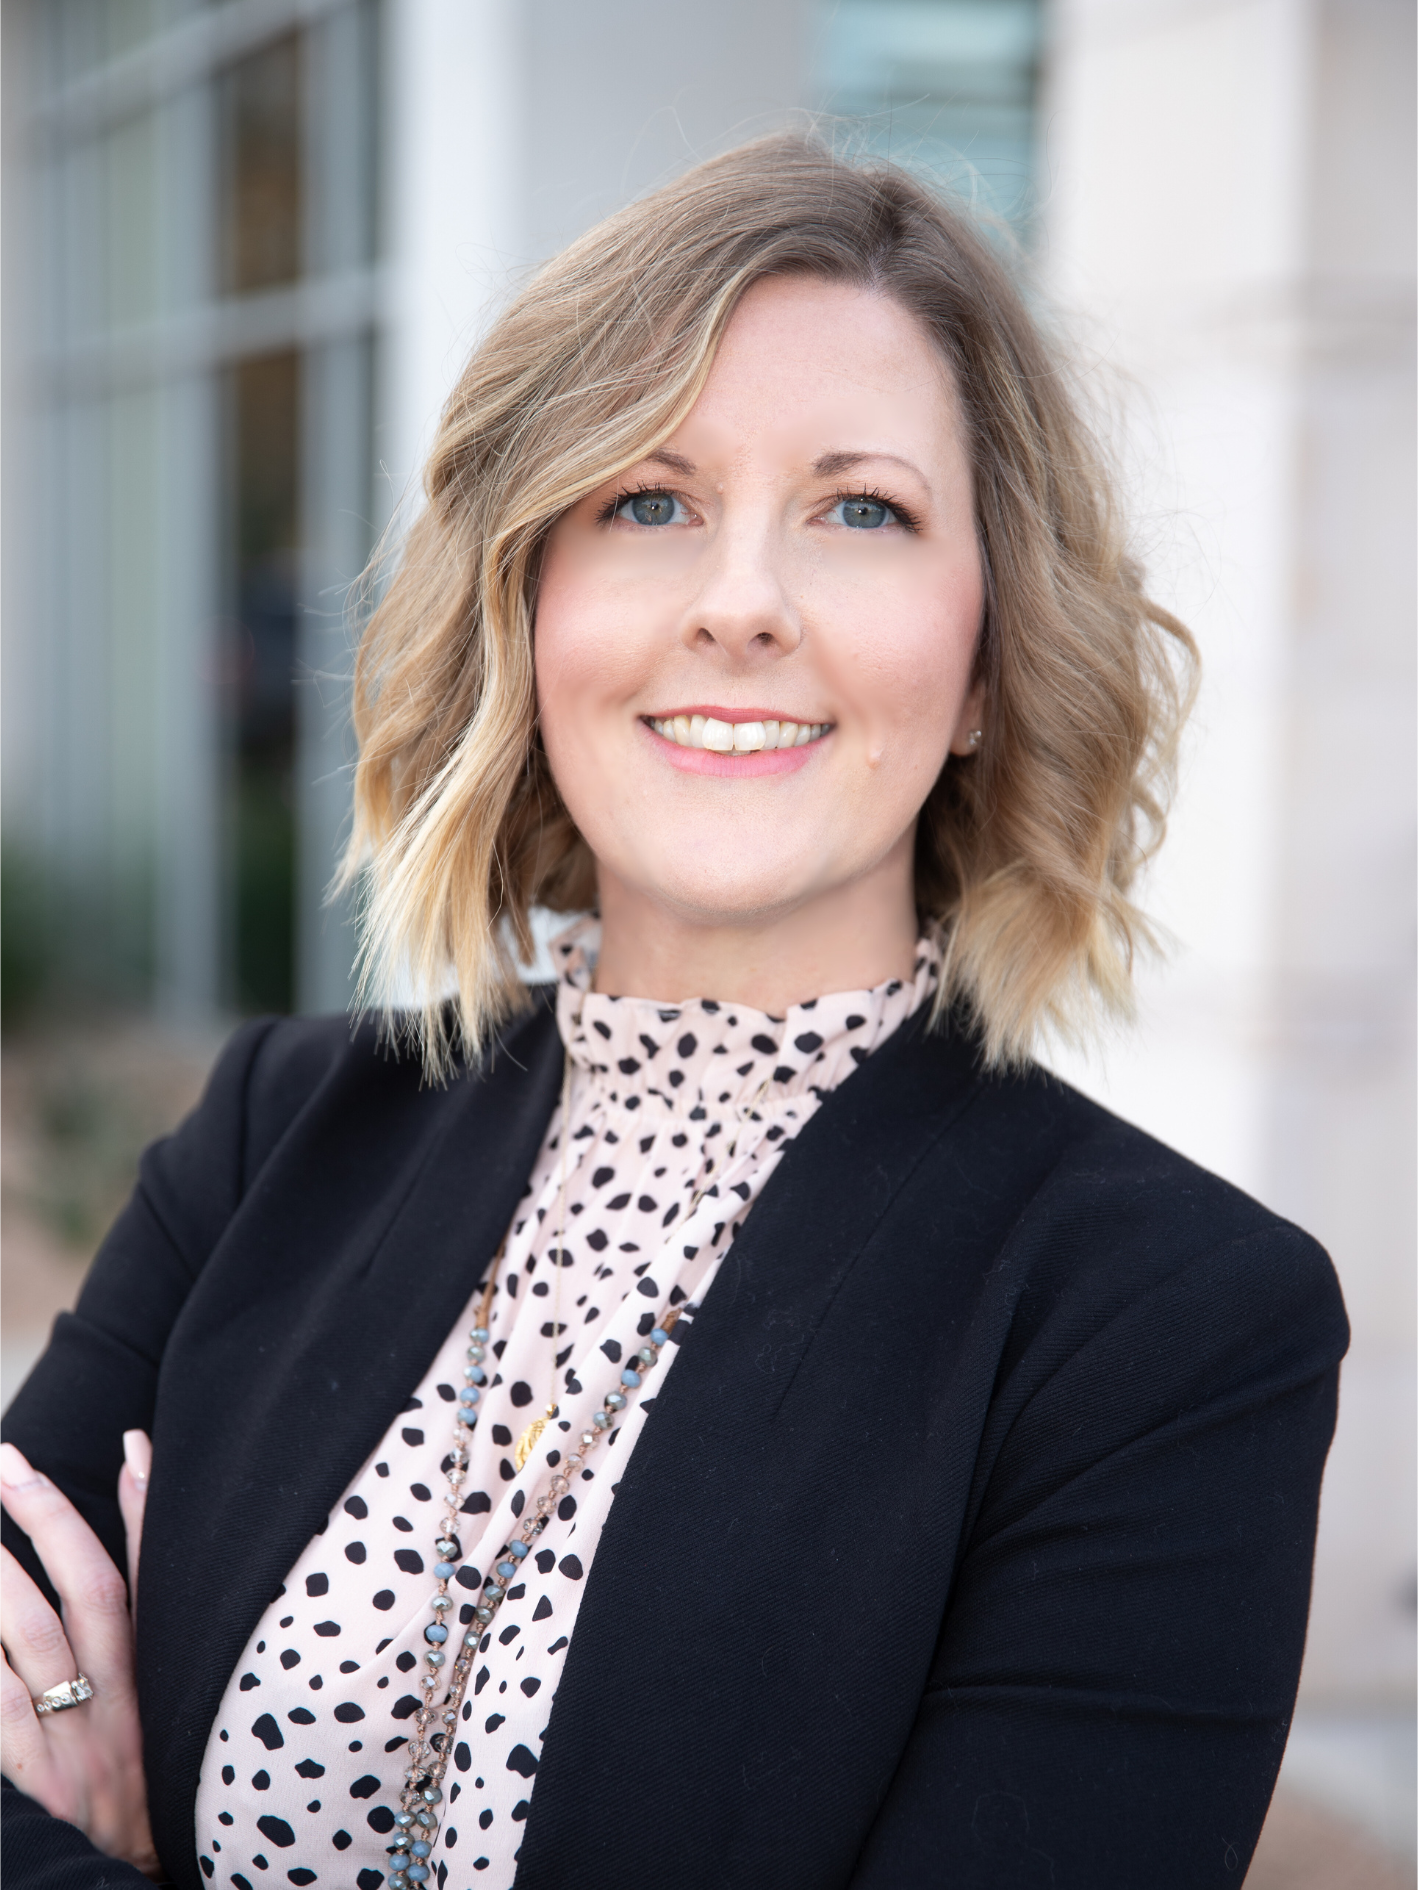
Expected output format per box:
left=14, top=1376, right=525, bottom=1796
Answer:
left=675, top=518, right=803, bottom=664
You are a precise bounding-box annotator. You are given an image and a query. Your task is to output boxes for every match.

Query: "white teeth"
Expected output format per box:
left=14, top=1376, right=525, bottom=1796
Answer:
left=648, top=715, right=830, bottom=752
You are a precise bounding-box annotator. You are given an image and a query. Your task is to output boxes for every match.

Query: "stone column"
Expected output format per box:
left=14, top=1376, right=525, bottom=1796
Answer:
left=1041, top=0, right=1416, bottom=1720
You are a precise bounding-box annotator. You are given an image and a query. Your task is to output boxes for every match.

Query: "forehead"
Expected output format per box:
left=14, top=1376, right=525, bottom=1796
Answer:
left=671, top=274, right=965, bottom=474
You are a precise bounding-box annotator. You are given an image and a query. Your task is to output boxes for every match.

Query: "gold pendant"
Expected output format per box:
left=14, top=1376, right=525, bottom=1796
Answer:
left=514, top=1416, right=547, bottom=1472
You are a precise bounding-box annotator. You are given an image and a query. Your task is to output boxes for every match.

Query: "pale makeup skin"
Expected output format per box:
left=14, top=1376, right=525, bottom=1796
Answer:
left=536, top=274, right=987, bottom=1012
left=0, top=280, right=990, bottom=1873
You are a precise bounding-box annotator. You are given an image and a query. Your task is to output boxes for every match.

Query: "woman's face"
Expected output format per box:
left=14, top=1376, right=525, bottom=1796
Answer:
left=535, top=274, right=986, bottom=941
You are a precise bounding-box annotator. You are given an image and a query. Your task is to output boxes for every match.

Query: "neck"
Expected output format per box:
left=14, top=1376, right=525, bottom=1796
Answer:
left=591, top=838, right=920, bottom=1011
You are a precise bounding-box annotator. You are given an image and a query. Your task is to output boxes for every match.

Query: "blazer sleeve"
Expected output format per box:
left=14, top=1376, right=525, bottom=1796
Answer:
left=850, top=1221, right=1348, bottom=1890
left=1, top=1018, right=282, bottom=1888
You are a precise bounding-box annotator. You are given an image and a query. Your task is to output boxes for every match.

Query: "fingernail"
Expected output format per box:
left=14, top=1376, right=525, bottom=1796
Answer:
left=122, top=1430, right=152, bottom=1490
left=0, top=1443, right=46, bottom=1491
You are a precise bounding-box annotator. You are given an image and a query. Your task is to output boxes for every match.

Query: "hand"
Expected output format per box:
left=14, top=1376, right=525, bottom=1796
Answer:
left=0, top=1434, right=160, bottom=1879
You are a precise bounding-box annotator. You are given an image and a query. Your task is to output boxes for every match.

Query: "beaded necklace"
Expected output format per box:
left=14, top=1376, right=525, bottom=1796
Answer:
left=513, top=1057, right=573, bottom=1474
left=375, top=1066, right=680, bottom=1890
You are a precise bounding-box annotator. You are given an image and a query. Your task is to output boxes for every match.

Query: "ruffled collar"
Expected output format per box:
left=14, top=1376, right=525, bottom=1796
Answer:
left=551, top=916, right=939, bottom=1118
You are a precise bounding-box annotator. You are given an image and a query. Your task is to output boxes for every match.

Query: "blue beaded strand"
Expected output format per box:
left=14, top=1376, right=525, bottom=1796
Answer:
left=378, top=1283, right=681, bottom=1882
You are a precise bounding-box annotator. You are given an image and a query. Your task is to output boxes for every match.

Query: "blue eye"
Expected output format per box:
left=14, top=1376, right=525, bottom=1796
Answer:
left=833, top=495, right=894, bottom=530
left=616, top=489, right=684, bottom=527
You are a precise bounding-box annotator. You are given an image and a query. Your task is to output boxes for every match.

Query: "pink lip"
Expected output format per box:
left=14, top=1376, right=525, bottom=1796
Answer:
left=647, top=705, right=826, bottom=724
left=639, top=717, right=827, bottom=777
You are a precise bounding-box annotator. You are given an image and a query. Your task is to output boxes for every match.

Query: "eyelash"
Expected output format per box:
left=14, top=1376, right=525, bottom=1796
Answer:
left=833, top=486, right=922, bottom=534
left=598, top=482, right=922, bottom=533
left=595, top=483, right=678, bottom=525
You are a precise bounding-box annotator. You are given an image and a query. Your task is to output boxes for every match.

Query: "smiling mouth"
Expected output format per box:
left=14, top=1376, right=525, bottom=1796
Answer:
left=645, top=714, right=831, bottom=753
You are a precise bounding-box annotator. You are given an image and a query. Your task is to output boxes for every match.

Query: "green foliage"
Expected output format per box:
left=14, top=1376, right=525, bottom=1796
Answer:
left=1, top=847, right=53, bottom=1028
left=7, top=1026, right=213, bottom=1255
left=30, top=1061, right=134, bottom=1248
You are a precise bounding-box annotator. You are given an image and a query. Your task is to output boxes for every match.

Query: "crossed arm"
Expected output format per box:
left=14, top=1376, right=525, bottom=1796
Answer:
left=1, top=1435, right=158, bottom=1878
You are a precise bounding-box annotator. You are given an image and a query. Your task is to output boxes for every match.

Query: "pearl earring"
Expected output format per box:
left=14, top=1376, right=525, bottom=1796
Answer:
left=966, top=728, right=983, bottom=751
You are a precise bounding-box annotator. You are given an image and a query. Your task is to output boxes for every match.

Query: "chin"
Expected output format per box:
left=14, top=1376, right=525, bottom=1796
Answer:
left=623, top=847, right=820, bottom=928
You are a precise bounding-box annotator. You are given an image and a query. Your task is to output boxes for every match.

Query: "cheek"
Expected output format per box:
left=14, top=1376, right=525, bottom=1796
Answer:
left=534, top=546, right=665, bottom=843
left=532, top=563, right=596, bottom=807
left=534, top=552, right=642, bottom=734
left=816, top=558, right=983, bottom=739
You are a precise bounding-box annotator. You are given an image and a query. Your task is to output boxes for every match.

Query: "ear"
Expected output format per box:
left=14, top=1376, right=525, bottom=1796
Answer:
left=947, top=676, right=988, bottom=757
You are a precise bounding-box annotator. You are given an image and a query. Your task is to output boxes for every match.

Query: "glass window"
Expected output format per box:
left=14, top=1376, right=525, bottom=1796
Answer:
left=816, top=0, right=1043, bottom=236
left=218, top=32, right=304, bottom=296
left=225, top=350, right=302, bottom=1014
left=15, top=2, right=382, bottom=1023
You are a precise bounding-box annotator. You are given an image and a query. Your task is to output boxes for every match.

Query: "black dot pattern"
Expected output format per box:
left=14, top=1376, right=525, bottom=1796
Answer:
left=195, top=920, right=938, bottom=1888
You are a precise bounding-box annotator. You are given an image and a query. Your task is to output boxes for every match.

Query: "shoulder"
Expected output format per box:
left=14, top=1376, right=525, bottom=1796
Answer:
left=851, top=1035, right=1352, bottom=1540
left=970, top=1054, right=1274, bottom=1239
left=962, top=1052, right=1348, bottom=1398
left=872, top=1013, right=1285, bottom=1241
left=878, top=1020, right=1347, bottom=1370
left=897, top=1020, right=1303, bottom=1251
left=235, top=989, right=557, bottom=1169
left=141, top=992, right=559, bottom=1244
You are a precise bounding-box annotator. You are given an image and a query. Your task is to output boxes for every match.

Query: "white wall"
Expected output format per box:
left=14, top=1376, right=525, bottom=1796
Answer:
left=1040, top=0, right=1416, bottom=1707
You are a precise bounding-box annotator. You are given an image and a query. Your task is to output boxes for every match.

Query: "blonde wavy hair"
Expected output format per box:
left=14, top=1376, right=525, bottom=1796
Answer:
left=342, top=133, right=1196, bottom=1072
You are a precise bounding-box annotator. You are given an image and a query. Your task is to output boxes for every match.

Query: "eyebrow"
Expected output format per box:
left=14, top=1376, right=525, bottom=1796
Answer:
left=812, top=448, right=929, bottom=483
left=635, top=445, right=929, bottom=484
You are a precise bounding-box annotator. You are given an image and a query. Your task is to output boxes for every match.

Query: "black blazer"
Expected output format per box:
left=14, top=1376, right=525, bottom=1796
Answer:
left=3, top=993, right=1348, bottom=1889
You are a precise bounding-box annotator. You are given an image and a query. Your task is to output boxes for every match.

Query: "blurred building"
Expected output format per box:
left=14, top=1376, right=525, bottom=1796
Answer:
left=3, top=0, right=1413, bottom=1848
left=4, top=0, right=381, bottom=1022
left=2, top=0, right=1046, bottom=1023
left=1038, top=2, right=1416, bottom=1848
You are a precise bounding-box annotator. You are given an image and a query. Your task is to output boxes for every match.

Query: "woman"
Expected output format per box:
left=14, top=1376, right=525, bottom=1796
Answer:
left=2, top=136, right=1346, bottom=1889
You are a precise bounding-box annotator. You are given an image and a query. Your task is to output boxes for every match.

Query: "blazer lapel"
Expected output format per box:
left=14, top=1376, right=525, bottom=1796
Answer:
left=141, top=999, right=565, bottom=1890
left=514, top=1013, right=1006, bottom=1889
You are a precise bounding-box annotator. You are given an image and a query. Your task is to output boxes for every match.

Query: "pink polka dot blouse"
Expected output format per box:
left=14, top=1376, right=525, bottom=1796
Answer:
left=194, top=921, right=940, bottom=1890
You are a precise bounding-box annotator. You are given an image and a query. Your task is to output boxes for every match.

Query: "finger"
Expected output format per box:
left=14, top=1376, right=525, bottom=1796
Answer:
left=0, top=1443, right=134, bottom=1701
left=1, top=1544, right=75, bottom=1705
left=118, top=1432, right=150, bottom=1604
left=0, top=1543, right=79, bottom=1699
left=0, top=1645, right=55, bottom=1801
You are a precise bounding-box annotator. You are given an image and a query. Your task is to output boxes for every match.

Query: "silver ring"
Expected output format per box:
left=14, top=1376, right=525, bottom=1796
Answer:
left=31, top=1673, right=95, bottom=1715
